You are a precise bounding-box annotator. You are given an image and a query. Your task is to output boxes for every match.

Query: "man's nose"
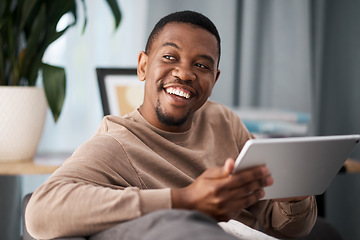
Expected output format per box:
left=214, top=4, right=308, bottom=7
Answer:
left=171, top=64, right=196, bottom=81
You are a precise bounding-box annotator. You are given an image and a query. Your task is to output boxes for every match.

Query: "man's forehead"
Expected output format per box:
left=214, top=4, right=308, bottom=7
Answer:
left=155, top=23, right=218, bottom=49
left=159, top=22, right=204, bottom=36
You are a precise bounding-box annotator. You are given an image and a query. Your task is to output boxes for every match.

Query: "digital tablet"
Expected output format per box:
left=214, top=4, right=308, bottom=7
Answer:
left=233, top=134, right=360, bottom=200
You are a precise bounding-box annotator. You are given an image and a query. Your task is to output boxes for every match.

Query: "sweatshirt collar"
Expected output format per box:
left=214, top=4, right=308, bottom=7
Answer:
left=127, top=109, right=193, bottom=143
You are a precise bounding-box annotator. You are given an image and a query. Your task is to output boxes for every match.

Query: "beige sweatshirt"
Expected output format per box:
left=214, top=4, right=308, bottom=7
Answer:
left=25, top=101, right=317, bottom=239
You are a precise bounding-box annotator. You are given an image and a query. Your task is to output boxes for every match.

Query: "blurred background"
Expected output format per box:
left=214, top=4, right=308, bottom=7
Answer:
left=1, top=0, right=359, bottom=239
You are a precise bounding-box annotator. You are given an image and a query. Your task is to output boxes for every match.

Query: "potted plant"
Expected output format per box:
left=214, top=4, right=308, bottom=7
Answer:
left=0, top=0, right=121, bottom=162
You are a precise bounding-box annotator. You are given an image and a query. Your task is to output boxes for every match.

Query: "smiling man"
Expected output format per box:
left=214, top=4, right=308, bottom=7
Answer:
left=138, top=21, right=221, bottom=132
left=25, top=11, right=317, bottom=240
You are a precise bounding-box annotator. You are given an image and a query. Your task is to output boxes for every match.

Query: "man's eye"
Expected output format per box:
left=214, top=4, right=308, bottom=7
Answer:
left=164, top=55, right=176, bottom=60
left=195, top=63, right=209, bottom=69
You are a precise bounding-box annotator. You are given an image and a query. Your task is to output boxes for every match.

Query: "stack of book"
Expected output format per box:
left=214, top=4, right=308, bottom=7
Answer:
left=231, top=107, right=311, bottom=138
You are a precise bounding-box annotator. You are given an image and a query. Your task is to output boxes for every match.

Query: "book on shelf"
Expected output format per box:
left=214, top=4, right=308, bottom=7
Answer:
left=231, top=107, right=311, bottom=137
left=242, top=120, right=309, bottom=137
left=232, top=107, right=310, bottom=124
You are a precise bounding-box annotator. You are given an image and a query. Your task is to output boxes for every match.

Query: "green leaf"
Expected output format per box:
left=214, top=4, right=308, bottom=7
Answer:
left=19, top=0, right=38, bottom=30
left=0, top=19, right=8, bottom=30
left=6, top=19, right=20, bottom=85
left=0, top=0, right=9, bottom=18
left=42, top=63, right=66, bottom=122
left=105, top=0, right=121, bottom=29
left=21, top=2, right=46, bottom=85
left=46, top=0, right=76, bottom=27
left=42, top=25, right=69, bottom=51
left=80, top=0, right=87, bottom=33
left=0, top=36, right=4, bottom=85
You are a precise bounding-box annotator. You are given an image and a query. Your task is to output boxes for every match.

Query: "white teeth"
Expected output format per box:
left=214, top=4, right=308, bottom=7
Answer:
left=166, top=88, right=191, bottom=99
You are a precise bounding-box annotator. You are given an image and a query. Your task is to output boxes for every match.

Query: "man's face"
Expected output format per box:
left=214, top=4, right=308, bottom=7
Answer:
left=138, top=22, right=220, bottom=132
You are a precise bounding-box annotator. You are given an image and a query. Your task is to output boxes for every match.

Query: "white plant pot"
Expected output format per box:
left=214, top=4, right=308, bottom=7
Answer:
left=0, top=86, right=48, bottom=162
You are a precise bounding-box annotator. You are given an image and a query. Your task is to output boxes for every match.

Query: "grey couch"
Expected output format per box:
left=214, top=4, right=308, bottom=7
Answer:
left=22, top=193, right=343, bottom=240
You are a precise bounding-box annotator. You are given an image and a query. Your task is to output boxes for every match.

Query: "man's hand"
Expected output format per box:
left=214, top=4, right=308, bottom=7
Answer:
left=171, top=158, right=273, bottom=221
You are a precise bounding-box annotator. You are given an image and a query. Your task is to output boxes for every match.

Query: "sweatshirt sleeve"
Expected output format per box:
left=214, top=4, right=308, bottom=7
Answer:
left=25, top=134, right=172, bottom=239
left=248, top=196, right=317, bottom=239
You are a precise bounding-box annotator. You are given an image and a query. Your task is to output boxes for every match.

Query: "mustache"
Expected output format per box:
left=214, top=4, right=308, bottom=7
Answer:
left=159, top=78, right=195, bottom=89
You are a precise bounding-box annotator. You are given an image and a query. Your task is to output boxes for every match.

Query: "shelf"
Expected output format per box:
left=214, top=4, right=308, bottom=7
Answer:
left=0, top=152, right=70, bottom=175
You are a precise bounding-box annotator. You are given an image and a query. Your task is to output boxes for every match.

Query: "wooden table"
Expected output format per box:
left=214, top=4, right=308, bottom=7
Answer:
left=0, top=153, right=70, bottom=240
left=0, top=152, right=70, bottom=175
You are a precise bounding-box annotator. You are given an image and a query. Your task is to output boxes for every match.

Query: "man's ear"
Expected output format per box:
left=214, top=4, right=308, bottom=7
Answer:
left=137, top=51, right=148, bottom=82
left=215, top=69, right=221, bottom=84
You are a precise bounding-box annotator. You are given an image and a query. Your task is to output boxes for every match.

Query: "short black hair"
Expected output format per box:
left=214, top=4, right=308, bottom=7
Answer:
left=145, top=10, right=221, bottom=66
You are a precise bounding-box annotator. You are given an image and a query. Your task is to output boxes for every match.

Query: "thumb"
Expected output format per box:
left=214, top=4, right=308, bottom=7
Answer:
left=223, top=158, right=235, bottom=175
left=201, top=158, right=235, bottom=178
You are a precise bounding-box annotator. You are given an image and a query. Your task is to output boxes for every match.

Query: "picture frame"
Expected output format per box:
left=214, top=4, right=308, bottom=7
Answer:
left=96, top=68, right=144, bottom=116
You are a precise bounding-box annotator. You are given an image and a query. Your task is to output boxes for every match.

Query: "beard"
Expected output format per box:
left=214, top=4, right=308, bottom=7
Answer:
left=155, top=99, right=190, bottom=126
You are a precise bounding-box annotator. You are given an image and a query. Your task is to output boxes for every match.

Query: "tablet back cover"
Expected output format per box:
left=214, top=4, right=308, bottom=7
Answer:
left=233, top=135, right=360, bottom=199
